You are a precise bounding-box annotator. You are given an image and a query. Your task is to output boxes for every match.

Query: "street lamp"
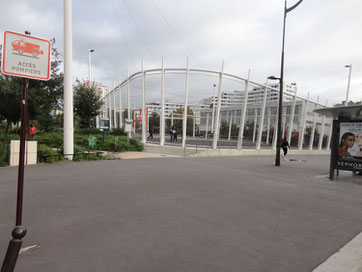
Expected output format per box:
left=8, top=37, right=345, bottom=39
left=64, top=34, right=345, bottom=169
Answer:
left=273, top=0, right=304, bottom=166
left=345, top=64, right=352, bottom=105
left=88, top=49, right=95, bottom=85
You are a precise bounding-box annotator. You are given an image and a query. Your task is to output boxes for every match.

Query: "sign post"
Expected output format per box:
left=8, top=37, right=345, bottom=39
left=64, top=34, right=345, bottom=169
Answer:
left=1, top=30, right=50, bottom=272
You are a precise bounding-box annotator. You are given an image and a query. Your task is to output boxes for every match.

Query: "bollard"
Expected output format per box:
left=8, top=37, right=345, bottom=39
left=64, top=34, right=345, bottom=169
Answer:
left=1, top=226, right=26, bottom=272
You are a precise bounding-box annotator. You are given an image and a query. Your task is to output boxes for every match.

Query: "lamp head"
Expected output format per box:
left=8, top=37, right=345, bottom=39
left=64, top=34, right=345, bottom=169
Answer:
left=89, top=49, right=95, bottom=53
left=268, top=76, right=280, bottom=80
left=345, top=64, right=351, bottom=68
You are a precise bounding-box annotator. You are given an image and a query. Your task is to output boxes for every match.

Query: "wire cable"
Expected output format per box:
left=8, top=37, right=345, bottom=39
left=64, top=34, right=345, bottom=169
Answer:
left=110, top=0, right=137, bottom=70
left=121, top=0, right=157, bottom=66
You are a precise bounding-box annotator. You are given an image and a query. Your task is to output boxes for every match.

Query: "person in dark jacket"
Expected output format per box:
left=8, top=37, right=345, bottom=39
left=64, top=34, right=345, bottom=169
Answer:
left=280, top=138, right=290, bottom=159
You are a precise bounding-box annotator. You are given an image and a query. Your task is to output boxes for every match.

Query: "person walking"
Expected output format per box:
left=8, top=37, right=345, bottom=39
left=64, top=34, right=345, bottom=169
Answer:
left=173, top=128, right=178, bottom=142
left=280, top=138, right=290, bottom=159
left=147, top=126, right=153, bottom=140
left=29, top=124, right=36, bottom=139
left=170, top=126, right=174, bottom=142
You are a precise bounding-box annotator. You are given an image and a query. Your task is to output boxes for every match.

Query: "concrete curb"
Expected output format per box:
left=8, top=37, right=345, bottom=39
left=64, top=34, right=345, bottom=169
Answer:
left=313, top=232, right=362, bottom=272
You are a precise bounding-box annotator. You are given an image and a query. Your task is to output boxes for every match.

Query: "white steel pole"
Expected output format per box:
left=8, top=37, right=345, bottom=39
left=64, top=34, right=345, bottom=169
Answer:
left=211, top=84, right=216, bottom=133
left=288, top=87, right=297, bottom=144
left=272, top=104, right=279, bottom=150
left=299, top=92, right=309, bottom=150
left=318, top=115, right=326, bottom=150
left=212, top=61, right=224, bottom=150
left=237, top=69, right=250, bottom=150
left=113, top=83, right=117, bottom=129
left=256, top=80, right=269, bottom=150
left=228, top=112, right=233, bottom=141
left=193, top=115, right=195, bottom=138
left=205, top=113, right=209, bottom=139
left=345, top=64, right=352, bottom=105
left=108, top=91, right=112, bottom=127
left=119, top=76, right=123, bottom=129
left=326, top=119, right=333, bottom=150
left=252, top=108, right=257, bottom=143
left=127, top=69, right=131, bottom=139
left=309, top=96, right=319, bottom=150
left=182, top=57, right=190, bottom=148
left=141, top=61, right=146, bottom=144
left=64, top=0, right=74, bottom=160
left=266, top=107, right=271, bottom=145
left=88, top=50, right=92, bottom=84
left=160, top=57, right=165, bottom=145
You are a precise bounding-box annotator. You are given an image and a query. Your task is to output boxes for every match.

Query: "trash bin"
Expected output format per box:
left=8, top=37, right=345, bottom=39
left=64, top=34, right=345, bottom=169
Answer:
left=88, top=136, right=96, bottom=149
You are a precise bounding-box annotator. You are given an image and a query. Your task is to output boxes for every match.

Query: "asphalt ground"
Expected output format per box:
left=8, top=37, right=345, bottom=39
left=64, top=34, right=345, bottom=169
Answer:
left=1, top=154, right=362, bottom=271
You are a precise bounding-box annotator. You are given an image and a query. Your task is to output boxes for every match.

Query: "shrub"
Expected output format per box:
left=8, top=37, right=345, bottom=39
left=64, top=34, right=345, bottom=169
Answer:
left=38, top=144, right=65, bottom=163
left=110, top=128, right=126, bottom=136
left=35, top=133, right=63, bottom=148
left=0, top=144, right=8, bottom=167
left=75, top=128, right=103, bottom=135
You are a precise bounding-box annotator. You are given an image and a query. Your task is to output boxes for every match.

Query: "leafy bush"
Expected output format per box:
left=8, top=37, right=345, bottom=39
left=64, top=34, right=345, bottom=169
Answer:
left=110, top=128, right=126, bottom=136
left=75, top=128, right=103, bottom=135
left=35, top=133, right=63, bottom=148
left=38, top=144, right=65, bottom=163
left=0, top=144, right=8, bottom=167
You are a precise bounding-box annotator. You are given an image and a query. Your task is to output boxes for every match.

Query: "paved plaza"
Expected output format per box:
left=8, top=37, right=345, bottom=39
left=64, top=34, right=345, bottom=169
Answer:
left=1, top=154, right=362, bottom=271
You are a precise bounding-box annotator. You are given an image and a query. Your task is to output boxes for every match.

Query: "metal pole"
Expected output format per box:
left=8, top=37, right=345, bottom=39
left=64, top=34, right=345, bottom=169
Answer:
left=318, top=115, right=326, bottom=150
left=326, top=119, right=333, bottom=150
left=228, top=112, right=233, bottom=141
left=275, top=1, right=287, bottom=166
left=113, top=83, right=117, bottom=129
left=252, top=108, right=257, bottom=143
left=309, top=96, right=319, bottom=150
left=211, top=84, right=216, bottom=133
left=119, top=76, right=123, bottom=129
left=299, top=92, right=309, bottom=150
left=64, top=0, right=74, bottom=160
left=127, top=69, right=131, bottom=140
left=345, top=64, right=352, bottom=105
left=141, top=61, right=146, bottom=144
left=237, top=69, right=250, bottom=150
left=88, top=50, right=92, bottom=83
left=205, top=113, right=209, bottom=139
left=212, top=61, right=224, bottom=150
left=160, top=57, right=165, bottom=145
left=256, top=80, right=269, bottom=150
left=288, top=86, right=297, bottom=144
left=266, top=107, right=271, bottom=145
left=182, top=57, right=190, bottom=148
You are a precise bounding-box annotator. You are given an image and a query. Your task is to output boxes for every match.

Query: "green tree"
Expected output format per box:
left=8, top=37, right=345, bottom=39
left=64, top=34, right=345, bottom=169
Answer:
left=0, top=39, right=64, bottom=143
left=166, top=107, right=194, bottom=135
left=73, top=81, right=104, bottom=128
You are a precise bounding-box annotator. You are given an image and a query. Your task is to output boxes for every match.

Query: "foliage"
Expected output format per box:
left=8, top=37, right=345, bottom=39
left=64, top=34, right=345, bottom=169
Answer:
left=38, top=144, right=65, bottom=163
left=165, top=107, right=194, bottom=135
left=0, top=144, right=8, bottom=167
left=110, top=128, right=126, bottom=136
left=73, top=80, right=104, bottom=129
left=219, top=120, right=239, bottom=138
left=34, top=132, right=63, bottom=148
left=0, top=39, right=64, bottom=144
left=149, top=112, right=160, bottom=133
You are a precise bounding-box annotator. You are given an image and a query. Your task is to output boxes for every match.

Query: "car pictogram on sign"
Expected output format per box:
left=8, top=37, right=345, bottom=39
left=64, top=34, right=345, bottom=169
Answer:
left=11, top=40, right=44, bottom=57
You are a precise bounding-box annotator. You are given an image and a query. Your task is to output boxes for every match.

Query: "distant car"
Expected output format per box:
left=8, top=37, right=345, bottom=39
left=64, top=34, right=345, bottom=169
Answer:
left=11, top=40, right=44, bottom=57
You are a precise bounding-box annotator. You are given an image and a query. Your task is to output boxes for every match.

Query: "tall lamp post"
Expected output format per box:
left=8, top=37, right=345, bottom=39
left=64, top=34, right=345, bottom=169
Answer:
left=345, top=64, right=352, bottom=105
left=273, top=0, right=304, bottom=166
left=88, top=49, right=95, bottom=85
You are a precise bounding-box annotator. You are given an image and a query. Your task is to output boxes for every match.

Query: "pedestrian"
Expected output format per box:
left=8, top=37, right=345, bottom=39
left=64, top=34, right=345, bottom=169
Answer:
left=29, top=124, right=36, bottom=139
left=280, top=138, right=290, bottom=159
left=173, top=128, right=178, bottom=142
left=170, top=126, right=174, bottom=142
left=147, top=126, right=153, bottom=140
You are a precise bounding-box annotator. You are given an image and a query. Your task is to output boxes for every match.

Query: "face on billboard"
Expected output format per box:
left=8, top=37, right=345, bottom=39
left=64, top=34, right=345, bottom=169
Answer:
left=339, top=122, right=362, bottom=157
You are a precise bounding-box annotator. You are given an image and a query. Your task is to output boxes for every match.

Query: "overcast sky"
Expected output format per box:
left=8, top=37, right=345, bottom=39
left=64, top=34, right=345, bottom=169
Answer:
left=1, top=0, right=361, bottom=106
